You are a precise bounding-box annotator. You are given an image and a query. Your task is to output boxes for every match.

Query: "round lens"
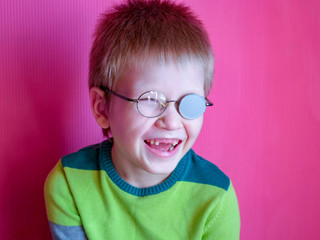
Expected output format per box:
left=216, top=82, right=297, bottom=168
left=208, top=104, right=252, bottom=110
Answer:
left=179, top=94, right=206, bottom=119
left=137, top=91, right=167, bottom=117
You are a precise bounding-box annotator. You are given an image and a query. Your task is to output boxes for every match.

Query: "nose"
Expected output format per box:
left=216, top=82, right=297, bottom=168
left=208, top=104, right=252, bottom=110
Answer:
left=155, top=103, right=183, bottom=130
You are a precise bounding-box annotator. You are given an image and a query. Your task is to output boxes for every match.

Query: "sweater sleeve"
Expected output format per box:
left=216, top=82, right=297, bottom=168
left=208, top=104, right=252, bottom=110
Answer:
left=202, top=181, right=241, bottom=240
left=44, top=160, right=88, bottom=240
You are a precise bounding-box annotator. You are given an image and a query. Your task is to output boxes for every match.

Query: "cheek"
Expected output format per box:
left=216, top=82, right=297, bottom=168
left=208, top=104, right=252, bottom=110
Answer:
left=185, top=117, right=203, bottom=138
left=109, top=99, right=138, bottom=124
left=109, top=105, right=155, bottom=138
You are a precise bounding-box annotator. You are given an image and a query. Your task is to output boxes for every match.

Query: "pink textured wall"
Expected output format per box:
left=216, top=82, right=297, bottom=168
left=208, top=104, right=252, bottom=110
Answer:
left=1, top=0, right=319, bottom=239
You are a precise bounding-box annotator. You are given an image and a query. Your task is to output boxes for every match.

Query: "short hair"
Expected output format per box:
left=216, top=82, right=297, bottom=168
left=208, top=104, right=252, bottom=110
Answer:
left=89, top=0, right=214, bottom=96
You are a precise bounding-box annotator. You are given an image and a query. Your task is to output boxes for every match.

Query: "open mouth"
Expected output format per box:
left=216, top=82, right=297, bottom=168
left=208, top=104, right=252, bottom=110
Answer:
left=144, top=139, right=181, bottom=152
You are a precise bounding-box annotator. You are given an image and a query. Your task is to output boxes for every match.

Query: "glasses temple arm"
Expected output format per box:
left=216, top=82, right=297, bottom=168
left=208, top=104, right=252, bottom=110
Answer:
left=101, top=86, right=138, bottom=102
left=205, top=98, right=213, bottom=106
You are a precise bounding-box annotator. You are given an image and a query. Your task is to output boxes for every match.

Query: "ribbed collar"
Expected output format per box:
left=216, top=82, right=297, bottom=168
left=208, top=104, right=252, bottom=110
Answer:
left=99, top=140, right=187, bottom=197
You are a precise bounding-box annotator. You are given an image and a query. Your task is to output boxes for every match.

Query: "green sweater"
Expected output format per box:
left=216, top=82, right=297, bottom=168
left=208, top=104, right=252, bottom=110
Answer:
left=45, top=141, right=240, bottom=239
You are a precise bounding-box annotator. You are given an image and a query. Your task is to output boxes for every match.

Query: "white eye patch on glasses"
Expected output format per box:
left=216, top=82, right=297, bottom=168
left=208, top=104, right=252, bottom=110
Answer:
left=101, top=87, right=213, bottom=120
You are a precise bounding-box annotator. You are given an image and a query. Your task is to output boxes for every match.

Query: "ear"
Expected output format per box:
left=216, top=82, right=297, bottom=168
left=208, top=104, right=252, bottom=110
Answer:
left=89, top=87, right=110, bottom=129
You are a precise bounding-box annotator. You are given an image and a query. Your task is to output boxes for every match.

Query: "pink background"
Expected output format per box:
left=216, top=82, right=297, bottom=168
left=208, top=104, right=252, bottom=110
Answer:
left=1, top=0, right=319, bottom=239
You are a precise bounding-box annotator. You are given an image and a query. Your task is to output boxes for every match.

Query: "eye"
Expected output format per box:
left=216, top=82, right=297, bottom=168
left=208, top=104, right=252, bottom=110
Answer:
left=137, top=91, right=167, bottom=117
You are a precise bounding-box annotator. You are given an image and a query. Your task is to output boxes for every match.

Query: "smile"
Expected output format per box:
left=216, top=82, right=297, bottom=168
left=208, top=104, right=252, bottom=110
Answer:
left=144, top=139, right=181, bottom=152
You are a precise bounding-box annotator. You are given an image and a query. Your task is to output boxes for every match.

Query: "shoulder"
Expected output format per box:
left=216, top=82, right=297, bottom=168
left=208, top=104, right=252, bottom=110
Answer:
left=61, top=141, right=110, bottom=170
left=181, top=149, right=230, bottom=191
left=44, top=141, right=111, bottom=213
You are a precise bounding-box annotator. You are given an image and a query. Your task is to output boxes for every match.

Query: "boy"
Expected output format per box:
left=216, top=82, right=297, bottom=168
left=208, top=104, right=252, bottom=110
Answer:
left=44, top=0, right=240, bottom=239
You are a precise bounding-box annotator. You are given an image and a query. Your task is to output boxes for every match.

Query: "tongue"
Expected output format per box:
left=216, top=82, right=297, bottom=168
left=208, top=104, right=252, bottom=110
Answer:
left=148, top=142, right=172, bottom=151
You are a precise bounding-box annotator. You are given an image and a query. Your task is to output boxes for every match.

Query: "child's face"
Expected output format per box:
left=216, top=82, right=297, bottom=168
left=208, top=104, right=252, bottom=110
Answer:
left=107, top=60, right=205, bottom=187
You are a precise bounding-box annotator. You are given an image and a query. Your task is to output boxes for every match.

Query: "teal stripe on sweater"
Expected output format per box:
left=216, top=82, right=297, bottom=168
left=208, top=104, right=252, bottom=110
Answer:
left=180, top=150, right=230, bottom=191
left=61, top=143, right=101, bottom=170
left=61, top=140, right=230, bottom=193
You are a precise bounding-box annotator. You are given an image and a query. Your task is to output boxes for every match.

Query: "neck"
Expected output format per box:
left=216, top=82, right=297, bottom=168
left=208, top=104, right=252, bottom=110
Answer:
left=111, top=147, right=170, bottom=188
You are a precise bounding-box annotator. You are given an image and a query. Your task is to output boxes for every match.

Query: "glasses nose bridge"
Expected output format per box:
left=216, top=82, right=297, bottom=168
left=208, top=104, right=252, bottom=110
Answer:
left=155, top=99, right=184, bottom=130
left=162, top=99, right=180, bottom=117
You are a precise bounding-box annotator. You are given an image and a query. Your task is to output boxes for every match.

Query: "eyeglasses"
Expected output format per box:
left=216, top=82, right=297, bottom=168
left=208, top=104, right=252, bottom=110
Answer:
left=101, top=87, right=213, bottom=120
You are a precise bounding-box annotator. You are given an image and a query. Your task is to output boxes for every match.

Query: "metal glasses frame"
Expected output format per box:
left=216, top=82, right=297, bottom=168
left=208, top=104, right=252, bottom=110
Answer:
left=100, top=86, right=213, bottom=118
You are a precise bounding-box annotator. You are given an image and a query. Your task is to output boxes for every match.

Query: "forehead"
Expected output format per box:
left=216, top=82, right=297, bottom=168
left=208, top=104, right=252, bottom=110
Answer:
left=115, top=58, right=205, bottom=96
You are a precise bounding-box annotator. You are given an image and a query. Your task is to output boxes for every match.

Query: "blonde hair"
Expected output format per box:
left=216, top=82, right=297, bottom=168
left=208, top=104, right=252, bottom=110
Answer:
left=89, top=0, right=214, bottom=137
left=89, top=0, right=214, bottom=95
